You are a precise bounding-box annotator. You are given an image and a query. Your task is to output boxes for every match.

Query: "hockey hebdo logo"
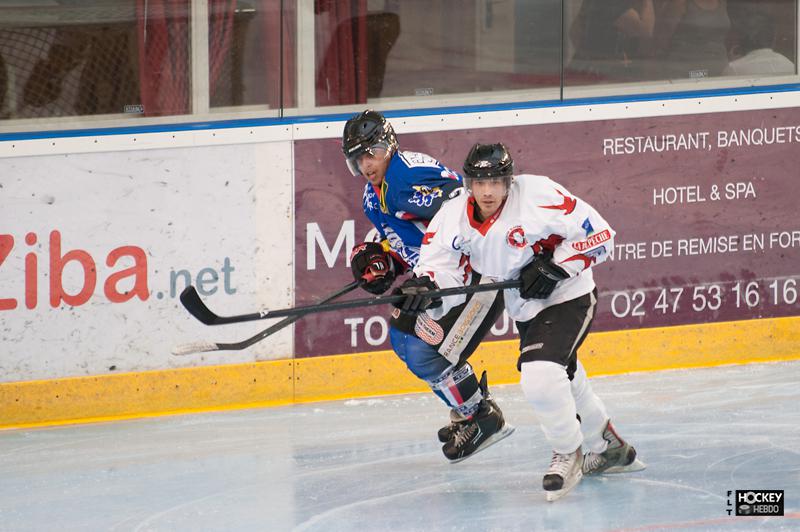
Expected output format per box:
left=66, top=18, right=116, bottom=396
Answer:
left=726, top=490, right=784, bottom=516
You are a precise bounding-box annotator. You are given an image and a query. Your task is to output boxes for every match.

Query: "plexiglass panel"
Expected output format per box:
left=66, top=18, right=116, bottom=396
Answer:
left=208, top=0, right=295, bottom=109
left=309, top=0, right=562, bottom=109
left=563, top=0, right=797, bottom=92
left=0, top=1, right=157, bottom=120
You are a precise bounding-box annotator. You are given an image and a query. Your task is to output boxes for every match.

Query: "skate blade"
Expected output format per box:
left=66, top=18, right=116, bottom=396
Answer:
left=604, top=457, right=646, bottom=474
left=447, top=424, right=516, bottom=464
left=545, top=470, right=583, bottom=502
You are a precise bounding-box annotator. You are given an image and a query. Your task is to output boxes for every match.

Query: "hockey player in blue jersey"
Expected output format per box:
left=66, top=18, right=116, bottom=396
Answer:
left=342, top=110, right=514, bottom=462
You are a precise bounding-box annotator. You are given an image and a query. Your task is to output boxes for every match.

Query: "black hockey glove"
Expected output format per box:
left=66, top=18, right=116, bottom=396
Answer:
left=391, top=276, right=443, bottom=315
left=350, top=242, right=396, bottom=294
left=520, top=254, right=570, bottom=299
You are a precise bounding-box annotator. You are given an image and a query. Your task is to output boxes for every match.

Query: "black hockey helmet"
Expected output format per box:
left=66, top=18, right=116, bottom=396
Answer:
left=462, top=143, right=514, bottom=193
left=342, top=109, right=399, bottom=176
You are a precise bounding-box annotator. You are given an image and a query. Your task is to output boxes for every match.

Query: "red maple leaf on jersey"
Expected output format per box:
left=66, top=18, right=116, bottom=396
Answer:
left=562, top=253, right=595, bottom=270
left=540, top=190, right=576, bottom=215
left=531, top=234, right=564, bottom=255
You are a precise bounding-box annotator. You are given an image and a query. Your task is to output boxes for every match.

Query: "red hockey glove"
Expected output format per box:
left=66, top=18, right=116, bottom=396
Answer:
left=350, top=242, right=396, bottom=295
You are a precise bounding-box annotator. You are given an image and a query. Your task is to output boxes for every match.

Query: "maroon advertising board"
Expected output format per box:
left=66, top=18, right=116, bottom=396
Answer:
left=294, top=107, right=800, bottom=357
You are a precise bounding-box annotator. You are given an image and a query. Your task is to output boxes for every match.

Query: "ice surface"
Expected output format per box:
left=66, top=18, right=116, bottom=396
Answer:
left=1, top=361, right=798, bottom=531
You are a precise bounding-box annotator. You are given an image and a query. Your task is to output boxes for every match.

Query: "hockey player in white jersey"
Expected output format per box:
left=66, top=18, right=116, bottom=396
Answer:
left=394, top=142, right=644, bottom=501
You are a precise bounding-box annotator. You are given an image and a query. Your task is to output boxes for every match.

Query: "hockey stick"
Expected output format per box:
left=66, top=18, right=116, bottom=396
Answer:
left=179, top=278, right=522, bottom=326
left=172, top=280, right=363, bottom=356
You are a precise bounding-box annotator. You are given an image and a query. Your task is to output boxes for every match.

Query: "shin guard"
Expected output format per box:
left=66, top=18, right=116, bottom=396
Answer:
left=430, top=363, right=482, bottom=418
left=520, top=360, right=583, bottom=454
left=571, top=360, right=610, bottom=454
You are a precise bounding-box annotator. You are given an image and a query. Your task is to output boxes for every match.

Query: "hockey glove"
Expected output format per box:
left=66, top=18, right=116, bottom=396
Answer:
left=520, top=254, right=570, bottom=299
left=350, top=242, right=396, bottom=294
left=391, top=276, right=443, bottom=315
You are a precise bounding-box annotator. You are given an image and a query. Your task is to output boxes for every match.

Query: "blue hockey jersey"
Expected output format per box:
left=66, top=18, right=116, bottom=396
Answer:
left=362, top=150, right=462, bottom=270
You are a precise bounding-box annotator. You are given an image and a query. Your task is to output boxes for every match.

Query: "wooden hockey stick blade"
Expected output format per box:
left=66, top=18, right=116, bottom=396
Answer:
left=172, top=341, right=220, bottom=356
left=171, top=316, right=291, bottom=355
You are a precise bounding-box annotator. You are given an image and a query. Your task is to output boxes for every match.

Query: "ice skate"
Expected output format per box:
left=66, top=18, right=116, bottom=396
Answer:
left=440, top=372, right=514, bottom=456
left=438, top=371, right=504, bottom=443
left=543, top=448, right=583, bottom=502
left=442, top=399, right=514, bottom=462
left=583, top=420, right=646, bottom=475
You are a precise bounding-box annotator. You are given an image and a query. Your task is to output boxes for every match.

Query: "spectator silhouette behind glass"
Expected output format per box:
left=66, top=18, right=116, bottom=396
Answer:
left=723, top=8, right=794, bottom=76
left=567, top=0, right=655, bottom=82
left=652, top=0, right=730, bottom=79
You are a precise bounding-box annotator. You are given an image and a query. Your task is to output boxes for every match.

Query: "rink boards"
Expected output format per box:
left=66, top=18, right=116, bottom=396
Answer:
left=3, top=315, right=799, bottom=428
left=2, top=88, right=800, bottom=428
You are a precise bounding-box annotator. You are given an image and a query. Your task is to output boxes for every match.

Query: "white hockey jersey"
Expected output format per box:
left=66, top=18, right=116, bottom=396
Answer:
left=414, top=174, right=616, bottom=322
